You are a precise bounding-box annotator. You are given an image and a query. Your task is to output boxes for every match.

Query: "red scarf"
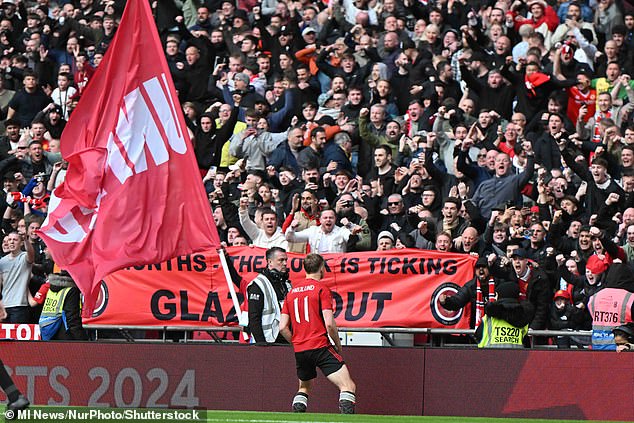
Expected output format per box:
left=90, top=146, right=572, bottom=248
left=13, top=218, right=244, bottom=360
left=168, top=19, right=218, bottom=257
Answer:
left=592, top=109, right=611, bottom=143
left=475, top=277, right=496, bottom=327
left=518, top=267, right=531, bottom=300
left=525, top=72, right=551, bottom=98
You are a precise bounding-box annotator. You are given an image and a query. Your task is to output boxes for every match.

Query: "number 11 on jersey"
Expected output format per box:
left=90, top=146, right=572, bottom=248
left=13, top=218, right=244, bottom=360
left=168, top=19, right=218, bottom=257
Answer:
left=294, top=296, right=310, bottom=323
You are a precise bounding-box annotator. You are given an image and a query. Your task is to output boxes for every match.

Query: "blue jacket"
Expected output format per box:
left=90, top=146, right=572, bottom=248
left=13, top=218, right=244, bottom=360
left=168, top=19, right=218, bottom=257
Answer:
left=268, top=142, right=302, bottom=175
left=322, top=141, right=353, bottom=175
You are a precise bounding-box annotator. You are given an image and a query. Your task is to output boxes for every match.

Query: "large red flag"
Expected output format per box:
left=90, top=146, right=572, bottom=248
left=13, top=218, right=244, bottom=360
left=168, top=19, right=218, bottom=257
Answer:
left=39, top=0, right=220, bottom=315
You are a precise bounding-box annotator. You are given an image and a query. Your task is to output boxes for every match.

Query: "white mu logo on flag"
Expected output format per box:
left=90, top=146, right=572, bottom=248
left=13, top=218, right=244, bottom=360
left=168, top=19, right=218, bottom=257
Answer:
left=107, top=73, right=187, bottom=183
left=43, top=73, right=187, bottom=244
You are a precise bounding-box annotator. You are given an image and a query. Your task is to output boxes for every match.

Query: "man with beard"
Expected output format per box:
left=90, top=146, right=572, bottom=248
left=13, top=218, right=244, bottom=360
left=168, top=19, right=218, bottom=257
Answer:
left=367, top=145, right=396, bottom=196
left=334, top=193, right=371, bottom=251
left=247, top=247, right=292, bottom=344
left=282, top=190, right=319, bottom=254
left=461, top=67, right=515, bottom=121
left=440, top=257, right=504, bottom=329
left=435, top=61, right=461, bottom=103
left=381, top=31, right=401, bottom=77
left=296, top=65, right=320, bottom=107
left=286, top=208, right=363, bottom=253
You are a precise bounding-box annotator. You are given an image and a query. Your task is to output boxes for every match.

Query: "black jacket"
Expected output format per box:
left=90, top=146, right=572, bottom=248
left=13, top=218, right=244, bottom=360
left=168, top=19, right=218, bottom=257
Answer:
left=497, top=265, right=552, bottom=330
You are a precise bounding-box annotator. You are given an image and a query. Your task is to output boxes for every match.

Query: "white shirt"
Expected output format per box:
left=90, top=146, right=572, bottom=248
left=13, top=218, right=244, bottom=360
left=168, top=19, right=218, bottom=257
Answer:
left=286, top=225, right=351, bottom=253
left=51, top=86, right=77, bottom=120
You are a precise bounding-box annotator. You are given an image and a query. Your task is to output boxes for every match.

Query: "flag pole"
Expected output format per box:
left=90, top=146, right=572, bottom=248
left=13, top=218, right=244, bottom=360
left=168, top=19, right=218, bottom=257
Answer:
left=217, top=248, right=249, bottom=341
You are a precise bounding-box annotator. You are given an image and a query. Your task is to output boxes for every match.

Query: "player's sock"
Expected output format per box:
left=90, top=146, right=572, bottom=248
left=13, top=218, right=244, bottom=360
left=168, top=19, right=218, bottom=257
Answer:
left=292, top=392, right=308, bottom=413
left=339, top=391, right=356, bottom=414
left=0, top=361, right=20, bottom=403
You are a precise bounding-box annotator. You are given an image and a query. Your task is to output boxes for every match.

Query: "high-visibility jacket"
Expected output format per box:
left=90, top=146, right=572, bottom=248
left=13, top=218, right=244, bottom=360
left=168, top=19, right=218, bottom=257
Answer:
left=247, top=274, right=281, bottom=343
left=39, top=287, right=72, bottom=341
left=478, top=316, right=528, bottom=348
left=588, top=288, right=634, bottom=350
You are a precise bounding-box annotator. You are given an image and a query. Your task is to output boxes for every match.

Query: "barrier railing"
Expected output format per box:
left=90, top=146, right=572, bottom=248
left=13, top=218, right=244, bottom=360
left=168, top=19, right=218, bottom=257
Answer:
left=82, top=325, right=593, bottom=348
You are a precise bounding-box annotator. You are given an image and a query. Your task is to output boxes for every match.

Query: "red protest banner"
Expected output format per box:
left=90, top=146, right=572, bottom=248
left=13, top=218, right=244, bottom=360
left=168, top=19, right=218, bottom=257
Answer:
left=84, top=247, right=475, bottom=329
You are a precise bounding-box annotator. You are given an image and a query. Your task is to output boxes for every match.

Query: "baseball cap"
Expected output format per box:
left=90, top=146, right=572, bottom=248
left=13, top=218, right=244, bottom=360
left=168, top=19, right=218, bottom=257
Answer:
left=301, top=27, right=316, bottom=37
left=586, top=255, right=608, bottom=275
left=510, top=248, right=528, bottom=259
left=377, top=231, right=395, bottom=243
left=475, top=257, right=489, bottom=268
left=279, top=25, right=292, bottom=36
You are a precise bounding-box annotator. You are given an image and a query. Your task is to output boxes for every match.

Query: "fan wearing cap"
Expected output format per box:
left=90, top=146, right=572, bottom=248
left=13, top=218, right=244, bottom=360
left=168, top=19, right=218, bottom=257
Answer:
left=507, top=248, right=551, bottom=331
left=613, top=323, right=634, bottom=352
left=587, top=262, right=634, bottom=350
left=440, top=256, right=505, bottom=329
left=475, top=282, right=535, bottom=348
left=33, top=103, right=67, bottom=141
left=549, top=289, right=589, bottom=348
left=572, top=254, right=608, bottom=305
left=376, top=231, right=394, bottom=251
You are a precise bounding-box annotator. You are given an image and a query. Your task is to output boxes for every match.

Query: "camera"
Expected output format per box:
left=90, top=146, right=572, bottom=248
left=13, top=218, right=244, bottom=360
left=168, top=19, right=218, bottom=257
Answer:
left=308, top=176, right=318, bottom=184
left=343, top=200, right=354, bottom=207
left=523, top=229, right=533, bottom=237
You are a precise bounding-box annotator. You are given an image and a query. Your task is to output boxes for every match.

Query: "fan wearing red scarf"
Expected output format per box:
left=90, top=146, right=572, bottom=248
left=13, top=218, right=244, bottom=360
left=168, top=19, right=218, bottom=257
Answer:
left=501, top=59, right=576, bottom=121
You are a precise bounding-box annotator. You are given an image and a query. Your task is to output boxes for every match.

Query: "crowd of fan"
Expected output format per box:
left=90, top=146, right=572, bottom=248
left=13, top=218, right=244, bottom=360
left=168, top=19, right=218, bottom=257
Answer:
left=0, top=0, right=631, bottom=345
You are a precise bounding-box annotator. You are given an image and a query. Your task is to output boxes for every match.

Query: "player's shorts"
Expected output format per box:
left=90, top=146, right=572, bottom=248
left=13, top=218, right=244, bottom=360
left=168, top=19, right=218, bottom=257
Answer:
left=295, top=346, right=345, bottom=381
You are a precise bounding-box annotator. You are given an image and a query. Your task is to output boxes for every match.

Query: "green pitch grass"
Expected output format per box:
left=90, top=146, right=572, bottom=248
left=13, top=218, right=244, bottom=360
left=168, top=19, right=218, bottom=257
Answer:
left=3, top=407, right=628, bottom=423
